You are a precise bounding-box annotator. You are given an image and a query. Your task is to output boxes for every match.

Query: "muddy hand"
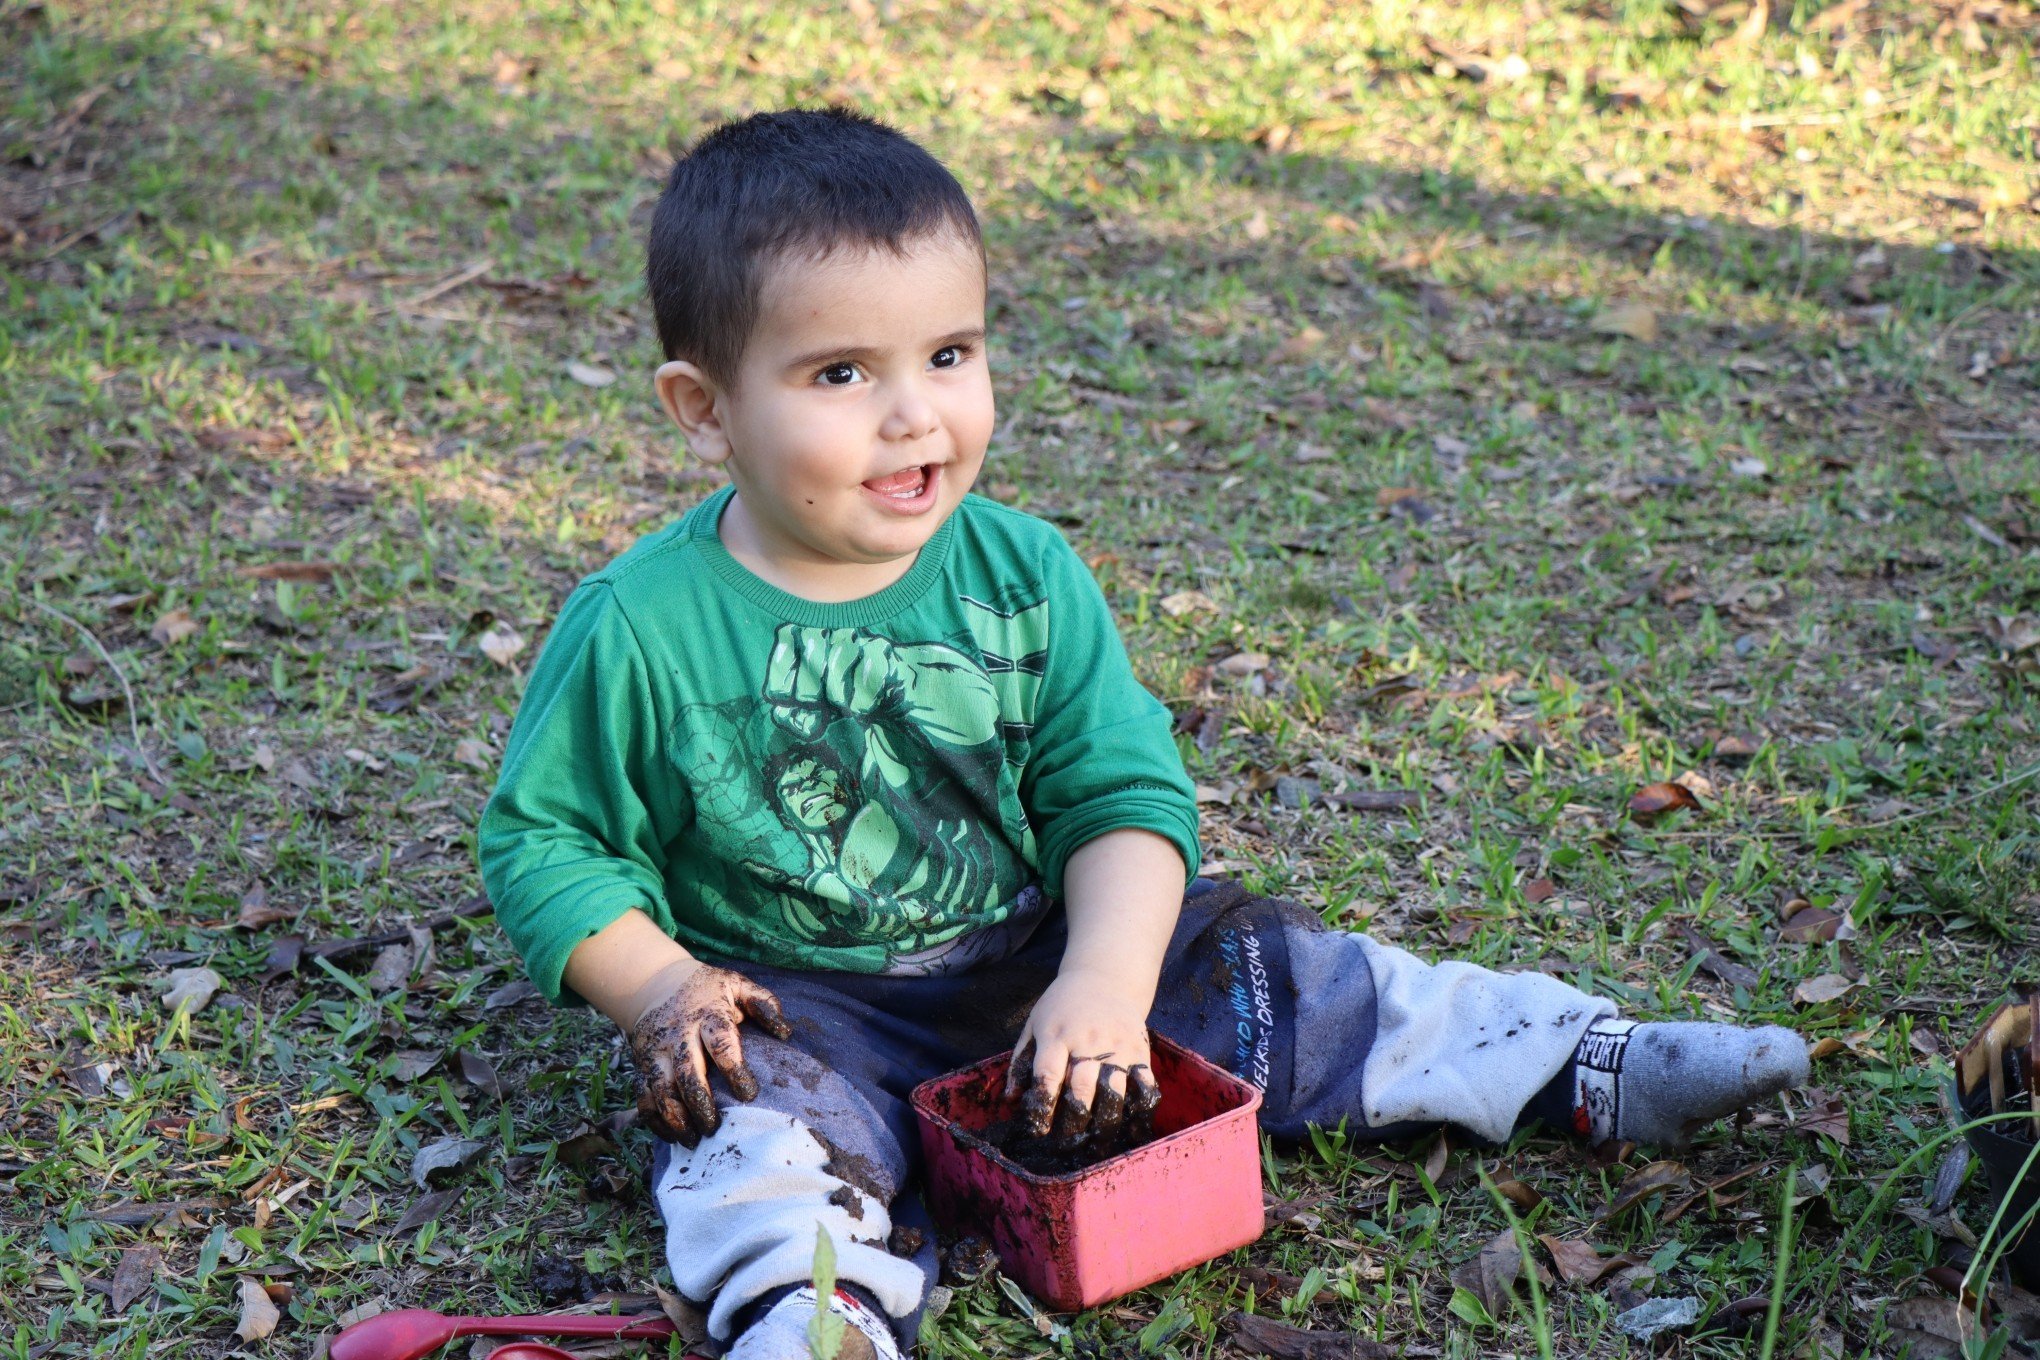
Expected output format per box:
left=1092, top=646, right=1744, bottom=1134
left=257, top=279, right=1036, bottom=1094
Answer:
left=628, top=962, right=793, bottom=1147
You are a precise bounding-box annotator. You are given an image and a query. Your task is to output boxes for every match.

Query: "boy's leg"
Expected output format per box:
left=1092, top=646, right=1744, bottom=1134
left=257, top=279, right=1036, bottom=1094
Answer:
left=647, top=976, right=945, bottom=1358
left=1151, top=881, right=1807, bottom=1145
left=646, top=950, right=1056, bottom=1356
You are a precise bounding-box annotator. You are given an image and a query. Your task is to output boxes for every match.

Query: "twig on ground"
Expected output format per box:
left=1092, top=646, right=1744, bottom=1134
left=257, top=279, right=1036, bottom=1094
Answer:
left=21, top=594, right=165, bottom=785
left=374, top=258, right=493, bottom=316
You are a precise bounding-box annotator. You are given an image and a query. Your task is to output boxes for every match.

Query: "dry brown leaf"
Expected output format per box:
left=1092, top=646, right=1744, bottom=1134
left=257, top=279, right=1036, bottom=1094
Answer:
left=1598, top=1160, right=1691, bottom=1220
left=1591, top=300, right=1659, bottom=343
left=566, top=359, right=615, bottom=387
left=1539, top=1234, right=1634, bottom=1286
left=477, top=626, right=526, bottom=667
left=150, top=608, right=200, bottom=646
left=234, top=1276, right=279, bottom=1342
left=109, top=1244, right=161, bottom=1313
left=1216, top=651, right=1270, bottom=677
left=1629, top=782, right=1701, bottom=822
left=1450, top=1229, right=1524, bottom=1319
left=1794, top=973, right=1856, bottom=1006
left=452, top=738, right=494, bottom=771
left=1423, top=1130, right=1451, bottom=1183
left=1780, top=906, right=1848, bottom=944
left=366, top=942, right=413, bottom=993
left=457, top=1050, right=506, bottom=1101
left=1523, top=877, right=1557, bottom=903
left=236, top=886, right=293, bottom=929
left=1159, top=590, right=1217, bottom=618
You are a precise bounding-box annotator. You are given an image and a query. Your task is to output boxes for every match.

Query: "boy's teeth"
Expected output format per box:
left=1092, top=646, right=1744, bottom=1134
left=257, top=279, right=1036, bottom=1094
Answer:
left=864, top=465, right=927, bottom=497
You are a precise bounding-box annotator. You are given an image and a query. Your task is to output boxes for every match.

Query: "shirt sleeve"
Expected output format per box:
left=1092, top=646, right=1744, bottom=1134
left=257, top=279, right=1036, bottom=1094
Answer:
left=1020, top=535, right=1201, bottom=896
left=476, top=583, right=689, bottom=1006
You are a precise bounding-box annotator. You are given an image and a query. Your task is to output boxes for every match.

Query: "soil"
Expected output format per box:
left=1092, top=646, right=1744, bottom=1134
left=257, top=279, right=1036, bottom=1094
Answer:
left=963, top=1115, right=1158, bottom=1177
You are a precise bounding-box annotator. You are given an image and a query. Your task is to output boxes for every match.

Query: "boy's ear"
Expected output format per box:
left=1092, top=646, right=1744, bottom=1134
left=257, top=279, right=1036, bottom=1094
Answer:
left=654, top=360, right=732, bottom=465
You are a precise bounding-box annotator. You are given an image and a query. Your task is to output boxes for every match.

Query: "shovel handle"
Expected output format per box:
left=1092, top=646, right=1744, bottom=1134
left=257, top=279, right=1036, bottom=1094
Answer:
left=457, top=1315, right=679, bottom=1339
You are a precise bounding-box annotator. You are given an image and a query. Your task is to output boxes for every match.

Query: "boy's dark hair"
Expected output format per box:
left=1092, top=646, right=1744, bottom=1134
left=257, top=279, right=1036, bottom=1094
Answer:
left=646, top=107, right=984, bottom=387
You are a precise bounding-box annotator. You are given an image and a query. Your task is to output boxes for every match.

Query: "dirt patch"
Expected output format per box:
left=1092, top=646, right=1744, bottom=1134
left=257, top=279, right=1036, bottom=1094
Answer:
left=957, top=1115, right=1159, bottom=1177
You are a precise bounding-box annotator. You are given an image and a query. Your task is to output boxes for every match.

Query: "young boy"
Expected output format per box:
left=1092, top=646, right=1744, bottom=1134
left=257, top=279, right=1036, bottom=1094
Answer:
left=478, top=109, right=1810, bottom=1360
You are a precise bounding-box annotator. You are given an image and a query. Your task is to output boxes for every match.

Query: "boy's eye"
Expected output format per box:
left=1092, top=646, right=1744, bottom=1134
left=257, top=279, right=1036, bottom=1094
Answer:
left=930, top=344, right=969, bottom=369
left=816, top=362, right=860, bottom=386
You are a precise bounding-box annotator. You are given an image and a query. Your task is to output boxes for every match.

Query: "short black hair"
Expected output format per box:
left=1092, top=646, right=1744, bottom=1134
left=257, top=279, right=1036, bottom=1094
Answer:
left=645, top=107, right=984, bottom=387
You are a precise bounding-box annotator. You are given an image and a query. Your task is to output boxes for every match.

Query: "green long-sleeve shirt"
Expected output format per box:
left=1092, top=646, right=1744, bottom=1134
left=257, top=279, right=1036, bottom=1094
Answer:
left=478, top=485, right=1200, bottom=1003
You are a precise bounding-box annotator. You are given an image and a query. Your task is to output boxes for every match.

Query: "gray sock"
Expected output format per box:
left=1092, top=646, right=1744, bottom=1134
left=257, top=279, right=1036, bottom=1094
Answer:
left=1562, top=1017, right=1811, bottom=1147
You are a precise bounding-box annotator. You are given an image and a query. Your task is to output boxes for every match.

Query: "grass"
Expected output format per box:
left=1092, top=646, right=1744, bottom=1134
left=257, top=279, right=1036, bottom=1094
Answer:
left=2, top=0, right=2037, bottom=1356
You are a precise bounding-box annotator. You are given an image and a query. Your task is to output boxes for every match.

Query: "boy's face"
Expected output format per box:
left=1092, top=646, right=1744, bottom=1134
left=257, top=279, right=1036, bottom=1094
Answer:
left=658, top=230, right=993, bottom=579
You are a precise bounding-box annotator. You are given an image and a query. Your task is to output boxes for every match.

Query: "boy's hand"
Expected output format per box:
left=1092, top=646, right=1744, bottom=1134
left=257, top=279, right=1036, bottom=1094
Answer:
left=628, top=960, right=793, bottom=1147
left=1005, top=970, right=1161, bottom=1145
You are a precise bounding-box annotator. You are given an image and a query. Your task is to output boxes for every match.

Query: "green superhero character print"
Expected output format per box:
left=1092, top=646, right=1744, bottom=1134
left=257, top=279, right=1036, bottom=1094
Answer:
left=670, top=605, right=1047, bottom=972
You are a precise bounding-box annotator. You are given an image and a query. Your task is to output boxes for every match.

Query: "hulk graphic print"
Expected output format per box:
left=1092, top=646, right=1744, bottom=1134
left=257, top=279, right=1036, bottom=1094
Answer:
left=671, top=600, right=1049, bottom=974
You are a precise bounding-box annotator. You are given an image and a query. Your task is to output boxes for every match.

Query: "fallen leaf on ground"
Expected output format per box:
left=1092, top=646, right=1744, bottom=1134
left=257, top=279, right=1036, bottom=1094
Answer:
left=452, top=737, right=494, bottom=771
left=109, top=1244, right=161, bottom=1313
left=565, top=359, right=615, bottom=387
left=457, top=1050, right=506, bottom=1100
left=1423, top=1130, right=1451, bottom=1183
left=1629, top=782, right=1701, bottom=822
left=391, top=1187, right=461, bottom=1234
left=1216, top=651, right=1270, bottom=677
left=411, top=1136, right=489, bottom=1188
left=1794, top=973, right=1856, bottom=1006
left=150, top=608, right=200, bottom=645
left=1539, top=1235, right=1631, bottom=1286
left=1450, top=1229, right=1524, bottom=1319
left=1790, top=1088, right=1851, bottom=1145
left=257, top=935, right=303, bottom=985
left=237, top=886, right=293, bottom=929
left=1222, top=1312, right=1395, bottom=1360
left=386, top=1049, right=443, bottom=1082
left=234, top=1276, right=279, bottom=1341
left=366, top=942, right=413, bottom=993
left=1598, top=1160, right=1692, bottom=1220
left=1780, top=906, right=1849, bottom=943
left=656, top=1287, right=710, bottom=1345
left=484, top=979, right=542, bottom=1010
left=1523, top=877, right=1557, bottom=903
left=161, top=967, right=223, bottom=1016
left=1159, top=589, right=1217, bottom=618
left=1592, top=300, right=1659, bottom=343
left=477, top=625, right=526, bottom=667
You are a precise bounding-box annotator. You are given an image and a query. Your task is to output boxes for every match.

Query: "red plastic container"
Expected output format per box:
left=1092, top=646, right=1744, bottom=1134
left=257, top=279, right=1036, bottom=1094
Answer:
left=911, top=1033, right=1264, bottom=1312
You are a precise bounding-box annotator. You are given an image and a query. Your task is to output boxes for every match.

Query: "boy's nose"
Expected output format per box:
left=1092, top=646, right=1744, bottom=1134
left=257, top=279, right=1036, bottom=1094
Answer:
left=878, top=384, right=940, bottom=443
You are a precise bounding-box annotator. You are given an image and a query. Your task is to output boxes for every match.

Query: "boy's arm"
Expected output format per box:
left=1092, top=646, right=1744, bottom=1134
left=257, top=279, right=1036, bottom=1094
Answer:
left=480, top=584, right=789, bottom=1146
left=1008, top=828, right=1185, bottom=1137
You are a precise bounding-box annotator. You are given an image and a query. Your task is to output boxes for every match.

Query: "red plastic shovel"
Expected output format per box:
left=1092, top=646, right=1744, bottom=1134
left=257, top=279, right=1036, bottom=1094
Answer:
left=329, top=1308, right=678, bottom=1360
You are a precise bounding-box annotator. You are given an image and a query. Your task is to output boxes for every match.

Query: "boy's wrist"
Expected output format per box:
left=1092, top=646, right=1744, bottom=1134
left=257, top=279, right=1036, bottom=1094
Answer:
left=618, top=956, right=704, bottom=1031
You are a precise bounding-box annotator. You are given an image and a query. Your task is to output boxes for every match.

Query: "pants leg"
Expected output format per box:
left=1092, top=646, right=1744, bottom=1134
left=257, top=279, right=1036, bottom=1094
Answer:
left=1150, top=881, right=1615, bottom=1143
left=648, top=938, right=1062, bottom=1344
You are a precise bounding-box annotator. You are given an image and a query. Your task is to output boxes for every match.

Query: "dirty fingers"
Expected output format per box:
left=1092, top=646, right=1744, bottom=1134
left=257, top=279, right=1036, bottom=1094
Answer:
left=628, top=963, right=793, bottom=1147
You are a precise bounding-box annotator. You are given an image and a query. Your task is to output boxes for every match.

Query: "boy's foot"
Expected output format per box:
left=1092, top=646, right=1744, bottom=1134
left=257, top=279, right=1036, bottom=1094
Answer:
left=727, top=1284, right=902, bottom=1360
left=1539, top=1017, right=1810, bottom=1147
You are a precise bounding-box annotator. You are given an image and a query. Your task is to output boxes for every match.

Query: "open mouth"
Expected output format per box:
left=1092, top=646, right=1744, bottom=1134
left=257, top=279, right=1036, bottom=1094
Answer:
left=861, top=463, right=939, bottom=508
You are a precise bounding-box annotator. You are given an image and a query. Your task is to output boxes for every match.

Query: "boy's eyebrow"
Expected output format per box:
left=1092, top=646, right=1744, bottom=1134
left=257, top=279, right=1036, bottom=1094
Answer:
left=781, top=327, right=987, bottom=373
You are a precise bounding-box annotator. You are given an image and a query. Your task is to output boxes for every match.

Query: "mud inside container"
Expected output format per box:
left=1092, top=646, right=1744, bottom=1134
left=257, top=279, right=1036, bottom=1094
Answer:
left=917, top=1044, right=1242, bottom=1180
